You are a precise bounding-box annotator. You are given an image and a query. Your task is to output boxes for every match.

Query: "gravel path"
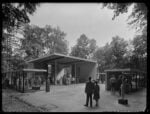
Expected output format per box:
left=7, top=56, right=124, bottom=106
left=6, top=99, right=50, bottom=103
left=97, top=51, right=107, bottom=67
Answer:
left=2, top=89, right=44, bottom=112
left=17, top=84, right=146, bottom=112
left=2, top=84, right=146, bottom=112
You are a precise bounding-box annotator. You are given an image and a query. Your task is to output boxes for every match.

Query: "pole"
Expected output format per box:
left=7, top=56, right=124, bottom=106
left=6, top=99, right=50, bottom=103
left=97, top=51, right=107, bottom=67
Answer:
left=46, top=64, right=51, bottom=92
left=74, top=63, right=76, bottom=84
left=22, top=71, right=24, bottom=93
left=55, top=61, right=57, bottom=85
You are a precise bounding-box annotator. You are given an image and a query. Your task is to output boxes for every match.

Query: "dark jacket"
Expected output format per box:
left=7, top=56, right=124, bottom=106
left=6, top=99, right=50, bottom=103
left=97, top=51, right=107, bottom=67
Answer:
left=93, top=85, right=100, bottom=100
left=85, top=81, right=94, bottom=94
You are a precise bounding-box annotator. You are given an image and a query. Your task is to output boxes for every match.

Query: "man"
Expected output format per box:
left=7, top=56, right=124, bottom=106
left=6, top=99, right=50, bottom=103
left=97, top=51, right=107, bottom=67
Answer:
left=84, top=77, right=95, bottom=107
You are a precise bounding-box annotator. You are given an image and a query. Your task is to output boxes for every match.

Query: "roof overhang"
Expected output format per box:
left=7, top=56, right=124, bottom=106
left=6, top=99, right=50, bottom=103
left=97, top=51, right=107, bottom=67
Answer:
left=23, top=69, right=47, bottom=72
left=104, top=68, right=146, bottom=74
left=26, top=53, right=97, bottom=64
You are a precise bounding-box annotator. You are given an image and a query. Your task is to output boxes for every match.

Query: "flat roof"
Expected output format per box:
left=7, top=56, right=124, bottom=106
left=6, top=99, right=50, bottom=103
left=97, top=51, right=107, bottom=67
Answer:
left=23, top=69, right=47, bottom=72
left=104, top=68, right=146, bottom=73
left=2, top=69, right=47, bottom=73
left=26, top=53, right=97, bottom=64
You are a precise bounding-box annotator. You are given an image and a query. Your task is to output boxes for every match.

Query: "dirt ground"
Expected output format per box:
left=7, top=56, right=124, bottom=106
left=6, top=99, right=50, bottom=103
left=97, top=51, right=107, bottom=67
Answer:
left=2, top=89, right=45, bottom=112
left=2, top=83, right=147, bottom=112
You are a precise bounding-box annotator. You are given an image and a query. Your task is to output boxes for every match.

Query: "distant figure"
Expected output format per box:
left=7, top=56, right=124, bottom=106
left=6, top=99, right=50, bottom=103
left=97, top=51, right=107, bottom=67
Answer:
left=93, top=81, right=100, bottom=107
left=121, top=76, right=126, bottom=99
left=4, top=78, right=9, bottom=88
left=110, top=75, right=116, bottom=95
left=84, top=77, right=95, bottom=107
left=116, top=75, right=122, bottom=96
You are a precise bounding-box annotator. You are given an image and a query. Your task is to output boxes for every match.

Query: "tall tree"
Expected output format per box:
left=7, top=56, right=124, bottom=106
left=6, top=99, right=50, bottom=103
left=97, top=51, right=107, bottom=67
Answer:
left=2, top=3, right=39, bottom=72
left=94, top=36, right=128, bottom=71
left=20, top=24, right=45, bottom=60
left=110, top=36, right=128, bottom=68
left=2, top=3, right=39, bottom=34
left=20, top=24, right=69, bottom=61
left=102, top=3, right=147, bottom=71
left=131, top=27, right=147, bottom=71
left=44, top=25, right=68, bottom=55
left=102, top=3, right=147, bottom=32
left=70, top=34, right=97, bottom=59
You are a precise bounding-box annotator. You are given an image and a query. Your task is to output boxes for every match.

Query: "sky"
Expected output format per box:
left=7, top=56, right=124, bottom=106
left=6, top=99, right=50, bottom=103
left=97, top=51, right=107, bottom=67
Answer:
left=29, top=3, right=136, bottom=52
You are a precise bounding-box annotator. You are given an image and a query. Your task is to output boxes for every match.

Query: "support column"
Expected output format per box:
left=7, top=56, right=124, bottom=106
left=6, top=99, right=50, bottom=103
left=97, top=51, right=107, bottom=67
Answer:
left=136, top=72, right=137, bottom=90
left=46, top=64, right=51, bottom=92
left=74, top=63, right=76, bottom=84
left=55, top=61, right=57, bottom=85
left=105, top=72, right=108, bottom=90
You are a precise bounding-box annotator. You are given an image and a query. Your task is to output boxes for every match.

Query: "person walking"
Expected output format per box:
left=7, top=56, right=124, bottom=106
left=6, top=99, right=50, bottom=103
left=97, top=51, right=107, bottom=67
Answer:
left=93, top=81, right=100, bottom=107
left=84, top=77, right=94, bottom=108
left=110, top=75, right=116, bottom=95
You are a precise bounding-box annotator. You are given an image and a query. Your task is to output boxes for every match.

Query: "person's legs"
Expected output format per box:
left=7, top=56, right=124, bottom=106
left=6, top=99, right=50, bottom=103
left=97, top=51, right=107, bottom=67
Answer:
left=85, top=94, right=89, bottom=106
left=96, top=99, right=98, bottom=106
left=89, top=94, right=93, bottom=107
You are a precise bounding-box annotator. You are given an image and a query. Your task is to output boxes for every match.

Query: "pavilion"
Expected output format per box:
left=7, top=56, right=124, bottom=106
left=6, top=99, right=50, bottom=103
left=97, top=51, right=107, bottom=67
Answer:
left=26, top=53, right=98, bottom=85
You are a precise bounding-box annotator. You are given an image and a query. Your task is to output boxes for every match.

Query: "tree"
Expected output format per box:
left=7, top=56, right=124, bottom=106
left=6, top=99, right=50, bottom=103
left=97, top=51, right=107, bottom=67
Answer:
left=2, top=3, right=39, bottom=34
left=20, top=24, right=69, bottom=61
left=44, top=25, right=68, bottom=55
left=2, top=3, right=39, bottom=72
left=102, top=3, right=147, bottom=32
left=2, top=32, right=18, bottom=72
left=93, top=46, right=106, bottom=72
left=70, top=34, right=97, bottom=59
left=93, top=36, right=128, bottom=71
left=131, top=27, right=147, bottom=71
left=88, top=39, right=97, bottom=59
left=102, top=3, right=147, bottom=71
left=110, top=36, right=128, bottom=68
left=132, top=27, right=147, bottom=58
left=20, top=24, right=45, bottom=60
left=122, top=40, right=134, bottom=68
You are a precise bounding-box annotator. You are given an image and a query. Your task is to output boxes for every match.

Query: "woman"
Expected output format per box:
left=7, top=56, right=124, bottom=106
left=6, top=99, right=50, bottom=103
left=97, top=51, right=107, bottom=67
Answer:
left=93, top=81, right=100, bottom=107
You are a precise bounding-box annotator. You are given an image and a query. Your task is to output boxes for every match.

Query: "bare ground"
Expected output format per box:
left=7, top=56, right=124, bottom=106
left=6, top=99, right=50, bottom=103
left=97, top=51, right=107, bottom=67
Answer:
left=2, top=89, right=45, bottom=112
